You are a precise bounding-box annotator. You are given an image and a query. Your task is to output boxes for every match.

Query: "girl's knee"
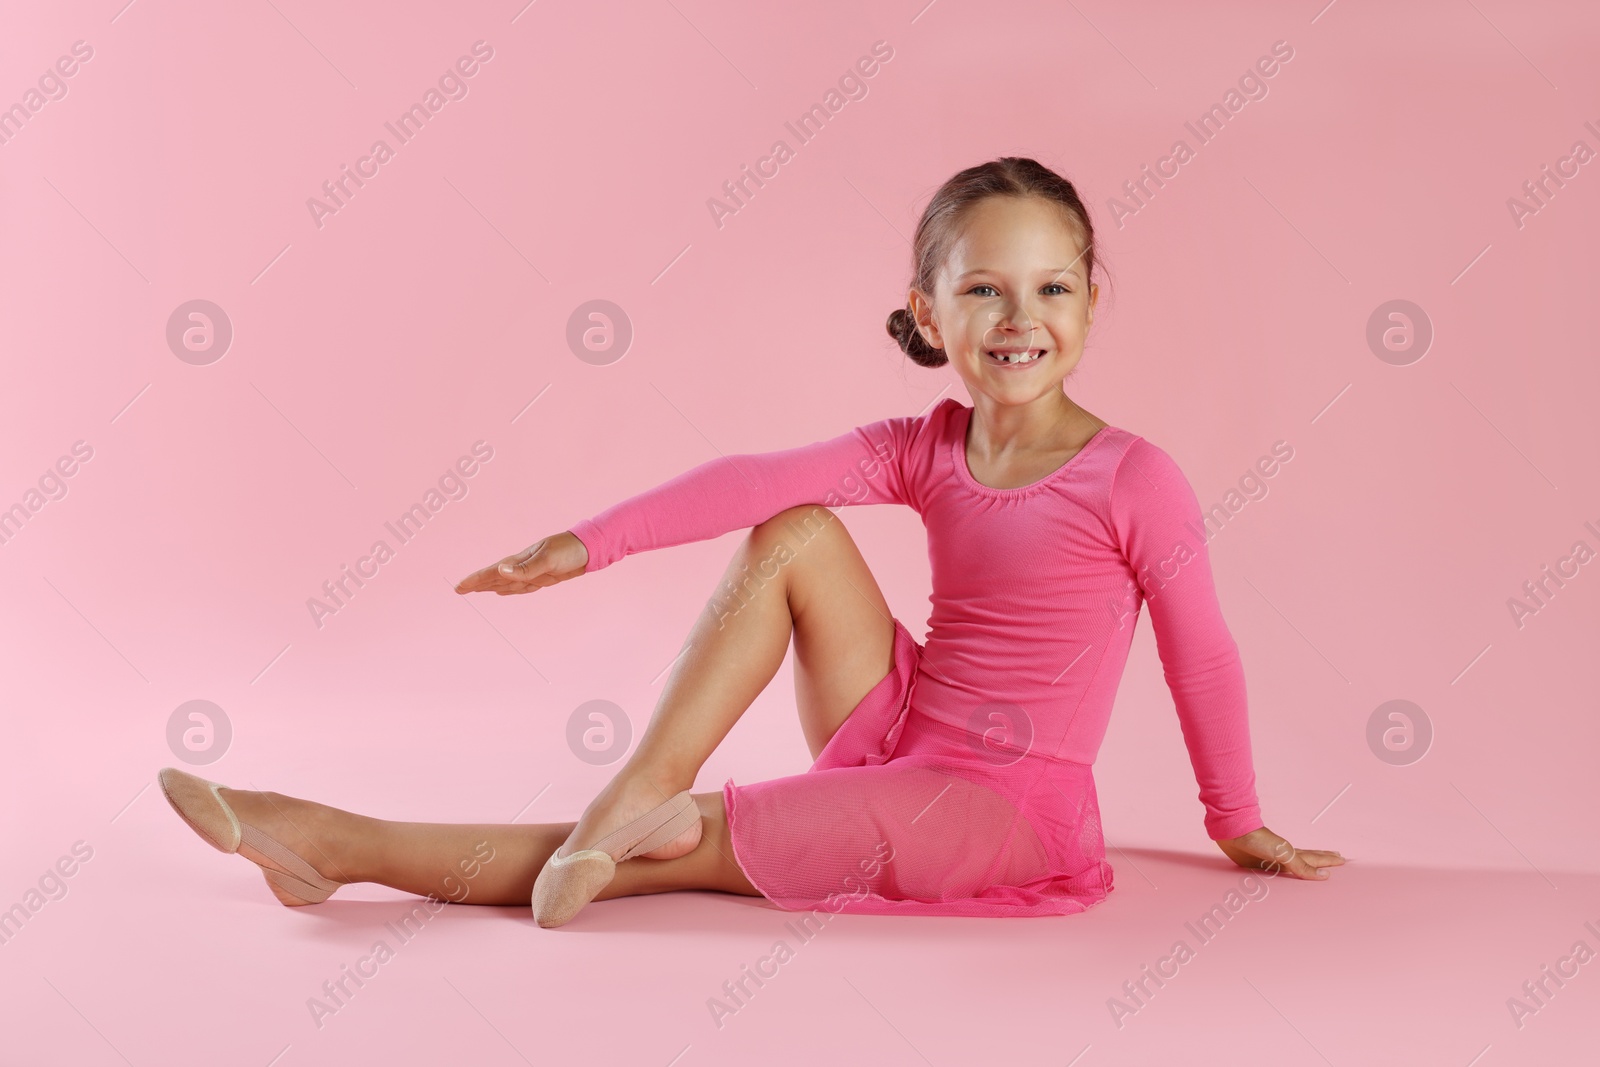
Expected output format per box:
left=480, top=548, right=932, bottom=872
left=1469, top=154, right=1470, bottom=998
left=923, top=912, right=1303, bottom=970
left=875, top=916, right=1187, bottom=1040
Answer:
left=749, top=505, right=844, bottom=555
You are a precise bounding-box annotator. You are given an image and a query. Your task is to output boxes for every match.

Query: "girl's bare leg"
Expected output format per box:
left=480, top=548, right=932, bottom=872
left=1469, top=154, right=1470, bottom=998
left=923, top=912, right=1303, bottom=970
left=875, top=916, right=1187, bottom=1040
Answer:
left=212, top=505, right=899, bottom=905
left=554, top=504, right=900, bottom=874
left=213, top=786, right=756, bottom=905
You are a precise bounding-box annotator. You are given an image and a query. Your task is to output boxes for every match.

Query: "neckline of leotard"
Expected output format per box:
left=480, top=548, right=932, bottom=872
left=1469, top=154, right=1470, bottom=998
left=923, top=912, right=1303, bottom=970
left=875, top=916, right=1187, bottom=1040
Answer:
left=947, top=400, right=1117, bottom=498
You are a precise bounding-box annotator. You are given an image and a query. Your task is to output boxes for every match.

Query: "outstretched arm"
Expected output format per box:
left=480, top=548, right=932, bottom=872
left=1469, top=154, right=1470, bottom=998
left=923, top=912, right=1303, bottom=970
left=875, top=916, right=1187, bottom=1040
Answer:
left=568, top=414, right=920, bottom=574
left=455, top=413, right=923, bottom=597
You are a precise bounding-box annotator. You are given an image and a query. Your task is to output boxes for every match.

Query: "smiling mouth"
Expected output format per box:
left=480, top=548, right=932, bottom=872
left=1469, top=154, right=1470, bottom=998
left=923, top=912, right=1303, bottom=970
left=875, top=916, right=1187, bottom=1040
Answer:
left=984, top=348, right=1046, bottom=366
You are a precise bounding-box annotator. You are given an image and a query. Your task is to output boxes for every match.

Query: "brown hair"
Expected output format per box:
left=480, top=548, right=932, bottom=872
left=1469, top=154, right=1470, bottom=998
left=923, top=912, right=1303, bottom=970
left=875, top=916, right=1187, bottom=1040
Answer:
left=885, top=157, right=1106, bottom=369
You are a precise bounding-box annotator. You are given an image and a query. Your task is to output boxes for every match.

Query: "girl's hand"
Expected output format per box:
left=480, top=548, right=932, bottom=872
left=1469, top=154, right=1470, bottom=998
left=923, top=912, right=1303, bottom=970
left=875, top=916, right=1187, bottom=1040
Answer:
left=1215, top=826, right=1346, bottom=881
left=454, top=532, right=590, bottom=596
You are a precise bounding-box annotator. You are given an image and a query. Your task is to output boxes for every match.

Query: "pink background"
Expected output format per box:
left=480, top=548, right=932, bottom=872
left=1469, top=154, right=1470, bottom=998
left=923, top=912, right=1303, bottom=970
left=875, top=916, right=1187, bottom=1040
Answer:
left=3, top=0, right=1597, bottom=1062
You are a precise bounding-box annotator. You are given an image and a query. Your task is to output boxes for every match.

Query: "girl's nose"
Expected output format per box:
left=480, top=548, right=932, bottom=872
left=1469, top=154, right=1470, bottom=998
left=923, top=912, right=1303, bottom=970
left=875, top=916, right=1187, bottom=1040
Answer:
left=983, top=309, right=1035, bottom=346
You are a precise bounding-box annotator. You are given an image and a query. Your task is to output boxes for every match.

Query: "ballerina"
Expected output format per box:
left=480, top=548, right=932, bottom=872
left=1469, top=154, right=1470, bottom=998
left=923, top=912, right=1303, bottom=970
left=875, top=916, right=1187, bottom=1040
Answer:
left=159, top=155, right=1344, bottom=929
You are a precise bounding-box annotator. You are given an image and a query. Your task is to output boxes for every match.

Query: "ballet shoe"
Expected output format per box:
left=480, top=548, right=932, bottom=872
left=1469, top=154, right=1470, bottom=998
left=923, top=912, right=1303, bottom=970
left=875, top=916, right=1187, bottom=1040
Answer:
left=532, top=789, right=701, bottom=928
left=157, top=767, right=343, bottom=906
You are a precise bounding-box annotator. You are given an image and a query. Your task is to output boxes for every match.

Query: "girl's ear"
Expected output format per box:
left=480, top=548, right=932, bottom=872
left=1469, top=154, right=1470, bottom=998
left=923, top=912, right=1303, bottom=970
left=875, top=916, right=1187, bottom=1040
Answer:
left=909, top=289, right=942, bottom=349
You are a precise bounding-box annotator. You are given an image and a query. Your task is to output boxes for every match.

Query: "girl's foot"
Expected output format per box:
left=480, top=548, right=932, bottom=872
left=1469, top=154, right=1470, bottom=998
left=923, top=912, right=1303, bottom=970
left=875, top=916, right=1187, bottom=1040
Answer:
left=158, top=767, right=354, bottom=906
left=219, top=787, right=355, bottom=890
left=559, top=769, right=702, bottom=862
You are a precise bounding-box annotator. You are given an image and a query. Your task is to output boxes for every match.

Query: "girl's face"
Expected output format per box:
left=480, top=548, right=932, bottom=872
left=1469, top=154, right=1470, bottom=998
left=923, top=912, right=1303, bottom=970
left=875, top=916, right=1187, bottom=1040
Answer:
left=910, top=196, right=1098, bottom=408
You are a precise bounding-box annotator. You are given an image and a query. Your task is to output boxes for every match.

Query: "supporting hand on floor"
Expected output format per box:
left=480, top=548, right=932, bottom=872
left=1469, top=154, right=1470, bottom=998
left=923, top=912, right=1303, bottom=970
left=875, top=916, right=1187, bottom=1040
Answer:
left=455, top=531, right=591, bottom=596
left=1215, top=826, right=1346, bottom=880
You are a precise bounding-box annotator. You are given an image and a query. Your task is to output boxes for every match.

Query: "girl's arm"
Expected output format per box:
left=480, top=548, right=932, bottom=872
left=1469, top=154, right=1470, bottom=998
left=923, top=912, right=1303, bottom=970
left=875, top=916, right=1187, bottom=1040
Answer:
left=1108, top=436, right=1265, bottom=842
left=569, top=414, right=922, bottom=574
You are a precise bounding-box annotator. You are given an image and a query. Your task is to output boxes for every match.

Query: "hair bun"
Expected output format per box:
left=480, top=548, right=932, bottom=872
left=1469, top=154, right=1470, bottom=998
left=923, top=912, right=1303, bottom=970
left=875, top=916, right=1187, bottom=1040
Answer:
left=885, top=306, right=947, bottom=368
left=886, top=306, right=911, bottom=340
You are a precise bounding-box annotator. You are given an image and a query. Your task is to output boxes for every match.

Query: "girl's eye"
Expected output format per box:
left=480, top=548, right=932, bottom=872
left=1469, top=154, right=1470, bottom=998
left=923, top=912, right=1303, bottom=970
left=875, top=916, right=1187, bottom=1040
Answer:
left=967, top=283, right=1071, bottom=296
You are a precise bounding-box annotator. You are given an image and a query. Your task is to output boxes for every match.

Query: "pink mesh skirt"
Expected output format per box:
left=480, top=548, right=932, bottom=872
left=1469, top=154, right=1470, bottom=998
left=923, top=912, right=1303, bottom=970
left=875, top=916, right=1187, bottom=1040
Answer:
left=722, top=617, right=1115, bottom=917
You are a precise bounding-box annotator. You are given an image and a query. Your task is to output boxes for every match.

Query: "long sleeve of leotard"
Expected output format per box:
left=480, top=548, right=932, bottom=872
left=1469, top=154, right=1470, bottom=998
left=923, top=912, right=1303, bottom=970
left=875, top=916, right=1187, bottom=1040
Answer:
left=1108, top=438, right=1264, bottom=841
left=568, top=416, right=921, bottom=574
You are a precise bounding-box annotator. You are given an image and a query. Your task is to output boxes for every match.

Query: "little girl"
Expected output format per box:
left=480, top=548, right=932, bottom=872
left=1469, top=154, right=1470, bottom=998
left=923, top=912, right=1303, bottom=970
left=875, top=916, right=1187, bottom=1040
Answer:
left=159, top=156, right=1344, bottom=928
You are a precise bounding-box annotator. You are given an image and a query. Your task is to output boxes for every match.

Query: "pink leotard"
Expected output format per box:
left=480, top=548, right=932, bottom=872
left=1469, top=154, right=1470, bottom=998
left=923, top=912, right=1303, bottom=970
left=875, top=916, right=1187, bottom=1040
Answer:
left=569, top=397, right=1263, bottom=916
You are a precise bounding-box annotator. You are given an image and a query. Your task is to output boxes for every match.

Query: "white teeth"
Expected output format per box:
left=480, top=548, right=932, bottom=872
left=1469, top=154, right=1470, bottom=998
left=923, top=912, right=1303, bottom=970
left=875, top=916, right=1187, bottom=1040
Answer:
left=989, top=349, right=1042, bottom=364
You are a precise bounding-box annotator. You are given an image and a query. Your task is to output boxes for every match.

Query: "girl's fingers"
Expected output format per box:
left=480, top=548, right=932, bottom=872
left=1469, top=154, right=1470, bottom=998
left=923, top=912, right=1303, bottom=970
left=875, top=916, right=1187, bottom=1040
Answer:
left=498, top=540, right=549, bottom=577
left=1282, top=849, right=1346, bottom=879
left=457, top=555, right=528, bottom=591
left=455, top=567, right=530, bottom=595
left=454, top=568, right=496, bottom=593
left=497, top=557, right=547, bottom=583
left=458, top=535, right=585, bottom=596
left=1219, top=828, right=1346, bottom=880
